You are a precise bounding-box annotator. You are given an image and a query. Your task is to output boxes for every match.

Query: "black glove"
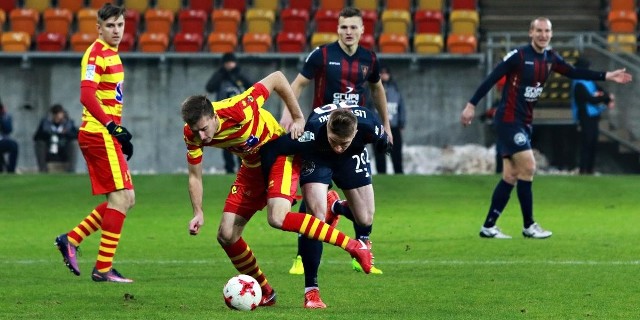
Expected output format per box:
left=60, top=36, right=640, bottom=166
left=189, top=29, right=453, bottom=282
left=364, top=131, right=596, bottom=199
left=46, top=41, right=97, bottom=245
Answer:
left=106, top=121, right=132, bottom=143
left=374, top=139, right=393, bottom=156
left=121, top=140, right=134, bottom=161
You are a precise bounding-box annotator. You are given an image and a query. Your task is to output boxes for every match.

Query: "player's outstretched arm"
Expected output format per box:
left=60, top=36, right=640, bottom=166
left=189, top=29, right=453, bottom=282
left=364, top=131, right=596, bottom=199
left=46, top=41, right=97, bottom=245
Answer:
left=280, top=74, right=311, bottom=132
left=605, top=68, right=633, bottom=84
left=187, top=162, right=205, bottom=236
left=260, top=71, right=305, bottom=139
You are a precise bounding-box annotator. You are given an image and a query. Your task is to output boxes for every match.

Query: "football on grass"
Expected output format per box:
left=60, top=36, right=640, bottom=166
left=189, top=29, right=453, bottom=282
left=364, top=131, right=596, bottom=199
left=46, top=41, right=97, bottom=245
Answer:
left=222, top=275, right=262, bottom=311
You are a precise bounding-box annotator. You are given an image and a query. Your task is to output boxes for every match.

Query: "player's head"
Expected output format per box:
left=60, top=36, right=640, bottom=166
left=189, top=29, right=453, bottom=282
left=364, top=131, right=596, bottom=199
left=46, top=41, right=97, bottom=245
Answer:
left=327, top=109, right=358, bottom=154
left=529, top=17, right=552, bottom=52
left=337, top=7, right=364, bottom=49
left=97, top=3, right=125, bottom=47
left=181, top=95, right=217, bottom=143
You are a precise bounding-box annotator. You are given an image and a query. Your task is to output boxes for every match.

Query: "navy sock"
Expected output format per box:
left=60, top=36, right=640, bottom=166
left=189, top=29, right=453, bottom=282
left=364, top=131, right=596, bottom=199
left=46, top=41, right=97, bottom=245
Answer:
left=333, top=200, right=355, bottom=221
left=354, top=223, right=371, bottom=241
left=483, top=179, right=514, bottom=228
left=517, top=179, right=534, bottom=228
left=300, top=236, right=322, bottom=288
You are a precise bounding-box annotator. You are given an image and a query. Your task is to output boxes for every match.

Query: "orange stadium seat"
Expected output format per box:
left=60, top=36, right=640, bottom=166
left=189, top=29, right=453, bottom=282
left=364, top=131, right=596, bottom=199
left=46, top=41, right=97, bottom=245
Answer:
left=77, top=8, right=98, bottom=34
left=221, top=0, right=245, bottom=13
left=276, top=31, right=306, bottom=52
left=36, top=32, right=66, bottom=51
left=315, top=9, right=340, bottom=33
left=211, top=9, right=241, bottom=34
left=145, top=9, right=175, bottom=35
left=386, top=0, right=411, bottom=11
left=245, top=8, right=275, bottom=34
left=57, top=0, right=84, bottom=14
left=242, top=32, right=272, bottom=52
left=0, top=9, right=5, bottom=27
left=280, top=8, right=309, bottom=34
left=353, top=0, right=378, bottom=11
left=310, top=32, right=338, bottom=48
left=610, top=0, right=636, bottom=11
left=174, top=32, right=204, bottom=52
left=447, top=33, right=477, bottom=54
left=157, top=0, right=182, bottom=13
left=253, top=0, right=280, bottom=12
left=378, top=32, right=408, bottom=53
left=288, top=0, right=313, bottom=11
left=122, top=0, right=149, bottom=13
left=451, top=0, right=477, bottom=10
left=179, top=9, right=207, bottom=34
left=10, top=8, right=40, bottom=38
left=417, top=0, right=443, bottom=11
left=89, top=0, right=113, bottom=10
left=449, top=9, right=479, bottom=35
left=414, top=33, right=443, bottom=53
left=607, top=33, right=637, bottom=53
left=359, top=33, right=375, bottom=50
left=118, top=32, right=135, bottom=51
left=0, top=1, right=17, bottom=14
left=189, top=0, right=213, bottom=12
left=608, top=10, right=637, bottom=33
left=139, top=32, right=169, bottom=52
left=123, top=9, right=140, bottom=37
left=414, top=10, right=443, bottom=34
left=70, top=32, right=96, bottom=52
left=207, top=32, right=237, bottom=52
left=23, top=0, right=50, bottom=13
left=318, top=0, right=345, bottom=10
left=43, top=8, right=73, bottom=36
left=1, top=31, right=31, bottom=51
left=361, top=9, right=378, bottom=36
left=381, top=9, right=411, bottom=34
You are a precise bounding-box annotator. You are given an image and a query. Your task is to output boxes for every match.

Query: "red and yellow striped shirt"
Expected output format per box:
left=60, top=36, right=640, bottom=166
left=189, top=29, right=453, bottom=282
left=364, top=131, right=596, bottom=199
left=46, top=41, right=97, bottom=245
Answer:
left=79, top=38, right=124, bottom=133
left=183, top=83, right=286, bottom=168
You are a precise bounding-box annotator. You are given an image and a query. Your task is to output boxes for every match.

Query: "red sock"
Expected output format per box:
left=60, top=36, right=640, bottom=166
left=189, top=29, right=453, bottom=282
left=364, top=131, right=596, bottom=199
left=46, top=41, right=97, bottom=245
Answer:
left=281, top=212, right=351, bottom=249
left=95, top=208, right=126, bottom=272
left=68, top=202, right=107, bottom=247
left=222, top=238, right=272, bottom=295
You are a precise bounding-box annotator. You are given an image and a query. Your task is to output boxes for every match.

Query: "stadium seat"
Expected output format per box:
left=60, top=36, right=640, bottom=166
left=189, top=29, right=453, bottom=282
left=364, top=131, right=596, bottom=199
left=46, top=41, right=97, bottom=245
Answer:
left=607, top=33, right=637, bottom=53
left=174, top=32, right=203, bottom=52
left=123, top=9, right=140, bottom=38
left=386, top=0, right=411, bottom=11
left=245, top=8, right=275, bottom=34
left=145, top=9, right=175, bottom=35
left=353, top=0, right=378, bottom=11
left=610, top=0, right=636, bottom=11
left=77, top=8, right=98, bottom=34
left=315, top=9, right=340, bottom=33
left=608, top=10, right=637, bottom=33
left=122, top=0, right=149, bottom=13
left=189, top=0, right=213, bottom=12
left=43, top=8, right=73, bottom=36
left=361, top=9, right=378, bottom=36
left=446, top=34, right=477, bottom=54
left=178, top=9, right=207, bottom=34
left=221, top=0, right=245, bottom=13
left=288, top=0, right=313, bottom=11
left=0, top=1, right=16, bottom=15
left=451, top=0, right=477, bottom=10
left=207, top=32, right=237, bottom=52
left=253, top=0, right=279, bottom=12
left=89, top=0, right=113, bottom=10
left=2, top=31, right=30, bottom=51
left=36, top=32, right=66, bottom=51
left=381, top=9, right=411, bottom=34
left=211, top=9, right=241, bottom=34
left=417, top=0, right=444, bottom=11
left=449, top=10, right=479, bottom=36
left=70, top=32, right=96, bottom=52
left=280, top=8, right=309, bottom=34
left=414, top=33, right=443, bottom=53
left=242, top=32, right=272, bottom=52
left=318, top=0, right=346, bottom=10
left=139, top=32, right=169, bottom=52
left=157, top=0, right=182, bottom=13
left=378, top=32, right=408, bottom=53
left=57, top=0, right=84, bottom=14
left=310, top=32, right=338, bottom=48
left=10, top=8, right=40, bottom=38
left=118, top=32, right=135, bottom=51
left=359, top=33, right=375, bottom=50
left=0, top=9, right=6, bottom=28
left=414, top=10, right=443, bottom=34
left=23, top=0, right=50, bottom=13
left=276, top=31, right=306, bottom=52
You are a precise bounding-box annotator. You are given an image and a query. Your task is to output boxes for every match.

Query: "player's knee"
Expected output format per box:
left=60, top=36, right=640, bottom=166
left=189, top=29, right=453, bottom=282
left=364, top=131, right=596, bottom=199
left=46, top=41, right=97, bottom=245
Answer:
left=267, top=213, right=284, bottom=229
left=216, top=231, right=234, bottom=247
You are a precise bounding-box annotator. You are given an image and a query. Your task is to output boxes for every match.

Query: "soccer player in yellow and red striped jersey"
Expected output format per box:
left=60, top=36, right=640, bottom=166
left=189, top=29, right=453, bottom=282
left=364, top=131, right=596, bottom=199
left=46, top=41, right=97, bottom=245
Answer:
left=54, top=3, right=135, bottom=283
left=181, top=71, right=374, bottom=307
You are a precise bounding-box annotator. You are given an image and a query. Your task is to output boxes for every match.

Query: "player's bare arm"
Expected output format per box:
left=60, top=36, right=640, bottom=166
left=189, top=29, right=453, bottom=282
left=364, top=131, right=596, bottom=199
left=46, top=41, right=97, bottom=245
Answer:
left=280, top=74, right=311, bottom=131
left=187, top=162, right=205, bottom=235
left=259, top=71, right=305, bottom=139
left=369, top=79, right=393, bottom=144
left=461, top=102, right=476, bottom=126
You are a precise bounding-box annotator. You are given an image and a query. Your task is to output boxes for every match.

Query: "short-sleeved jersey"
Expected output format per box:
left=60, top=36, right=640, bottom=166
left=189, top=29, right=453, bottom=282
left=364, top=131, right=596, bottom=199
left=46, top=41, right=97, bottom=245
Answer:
left=469, top=44, right=605, bottom=125
left=301, top=41, right=381, bottom=107
left=183, top=83, right=286, bottom=168
left=80, top=39, right=125, bottom=133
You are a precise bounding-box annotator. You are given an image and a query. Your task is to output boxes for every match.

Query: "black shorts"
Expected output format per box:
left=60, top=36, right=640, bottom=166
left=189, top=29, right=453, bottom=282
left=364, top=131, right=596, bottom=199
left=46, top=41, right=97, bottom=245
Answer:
left=300, top=148, right=372, bottom=190
left=495, top=122, right=532, bottom=157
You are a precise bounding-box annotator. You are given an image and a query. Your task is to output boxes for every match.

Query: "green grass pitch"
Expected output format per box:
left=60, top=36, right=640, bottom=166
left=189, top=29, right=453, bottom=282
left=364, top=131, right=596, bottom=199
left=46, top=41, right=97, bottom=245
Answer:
left=0, top=174, right=638, bottom=319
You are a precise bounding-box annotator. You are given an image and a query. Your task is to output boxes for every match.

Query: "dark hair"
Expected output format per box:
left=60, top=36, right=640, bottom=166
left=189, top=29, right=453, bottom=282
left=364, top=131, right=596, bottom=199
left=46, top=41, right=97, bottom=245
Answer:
left=222, top=52, right=236, bottom=63
left=50, top=104, right=64, bottom=115
left=181, top=95, right=214, bottom=126
left=97, top=3, right=125, bottom=23
left=328, top=109, right=357, bottom=138
left=339, top=7, right=362, bottom=19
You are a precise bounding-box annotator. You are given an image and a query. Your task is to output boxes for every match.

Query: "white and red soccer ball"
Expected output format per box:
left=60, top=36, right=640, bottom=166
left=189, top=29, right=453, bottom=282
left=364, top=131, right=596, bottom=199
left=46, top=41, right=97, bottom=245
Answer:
left=222, top=275, right=262, bottom=311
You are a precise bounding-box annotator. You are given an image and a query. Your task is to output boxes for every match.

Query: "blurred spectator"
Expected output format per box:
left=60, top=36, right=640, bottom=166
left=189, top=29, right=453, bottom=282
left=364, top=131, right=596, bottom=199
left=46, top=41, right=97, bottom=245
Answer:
left=0, top=99, right=18, bottom=173
left=33, top=104, right=79, bottom=173
left=373, top=66, right=405, bottom=174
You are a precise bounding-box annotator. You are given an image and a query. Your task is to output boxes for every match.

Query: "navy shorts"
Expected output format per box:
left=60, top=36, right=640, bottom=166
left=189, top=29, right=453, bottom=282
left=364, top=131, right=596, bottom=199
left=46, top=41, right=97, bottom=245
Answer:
left=495, top=122, right=532, bottom=157
left=300, top=148, right=372, bottom=190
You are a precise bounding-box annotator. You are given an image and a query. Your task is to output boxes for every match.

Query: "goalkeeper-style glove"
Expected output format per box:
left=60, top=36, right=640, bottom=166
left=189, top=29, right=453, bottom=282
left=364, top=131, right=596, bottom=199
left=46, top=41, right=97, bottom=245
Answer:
left=374, top=138, right=393, bottom=156
left=121, top=140, right=134, bottom=161
left=106, top=121, right=132, bottom=143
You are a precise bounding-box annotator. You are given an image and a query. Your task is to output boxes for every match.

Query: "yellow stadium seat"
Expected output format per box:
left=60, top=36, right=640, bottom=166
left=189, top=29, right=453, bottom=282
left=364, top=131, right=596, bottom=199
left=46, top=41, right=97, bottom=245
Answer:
left=23, top=0, right=50, bottom=13
left=1, top=31, right=31, bottom=51
left=122, top=0, right=150, bottom=13
left=449, top=9, right=479, bottom=36
left=353, top=0, right=378, bottom=11
left=414, top=33, right=443, bottom=54
left=253, top=0, right=279, bottom=12
left=607, top=33, right=637, bottom=53
left=417, top=0, right=444, bottom=11
left=245, top=8, right=275, bottom=34
left=381, top=9, right=411, bottom=34
left=310, top=32, right=338, bottom=48
left=156, top=0, right=182, bottom=13
left=378, top=32, right=409, bottom=53
left=207, top=32, right=238, bottom=52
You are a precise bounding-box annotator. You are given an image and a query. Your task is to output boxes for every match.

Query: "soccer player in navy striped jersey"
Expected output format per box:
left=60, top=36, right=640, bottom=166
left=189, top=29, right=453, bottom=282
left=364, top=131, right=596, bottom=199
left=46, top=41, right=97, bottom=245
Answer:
left=461, top=17, right=632, bottom=239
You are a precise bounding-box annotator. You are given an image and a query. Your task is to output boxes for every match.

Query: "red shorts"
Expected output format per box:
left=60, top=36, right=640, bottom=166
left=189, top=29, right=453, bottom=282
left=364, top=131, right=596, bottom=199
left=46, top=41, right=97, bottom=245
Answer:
left=224, top=154, right=300, bottom=220
left=78, top=130, right=133, bottom=195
